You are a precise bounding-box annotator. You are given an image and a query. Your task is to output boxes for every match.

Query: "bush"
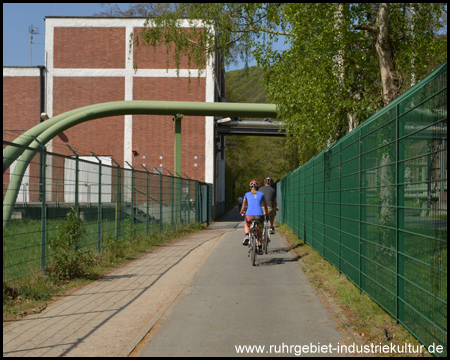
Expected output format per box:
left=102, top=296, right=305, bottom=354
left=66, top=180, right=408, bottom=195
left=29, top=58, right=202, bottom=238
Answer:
left=104, top=235, right=126, bottom=261
left=48, top=208, right=93, bottom=280
left=103, top=217, right=134, bottom=261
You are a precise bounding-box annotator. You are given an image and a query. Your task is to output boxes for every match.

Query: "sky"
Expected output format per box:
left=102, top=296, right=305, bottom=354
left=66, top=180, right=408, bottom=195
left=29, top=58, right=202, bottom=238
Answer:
left=2, top=3, right=270, bottom=71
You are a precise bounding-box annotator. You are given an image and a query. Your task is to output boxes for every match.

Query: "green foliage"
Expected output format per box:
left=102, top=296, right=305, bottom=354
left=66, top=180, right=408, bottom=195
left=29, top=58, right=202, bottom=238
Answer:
left=257, top=3, right=447, bottom=163
left=123, top=216, right=135, bottom=242
left=103, top=235, right=125, bottom=261
left=225, top=135, right=291, bottom=206
left=224, top=66, right=300, bottom=209
left=130, top=3, right=447, bottom=166
left=49, top=208, right=93, bottom=280
left=103, top=217, right=134, bottom=261
left=95, top=3, right=177, bottom=17
left=132, top=4, right=289, bottom=71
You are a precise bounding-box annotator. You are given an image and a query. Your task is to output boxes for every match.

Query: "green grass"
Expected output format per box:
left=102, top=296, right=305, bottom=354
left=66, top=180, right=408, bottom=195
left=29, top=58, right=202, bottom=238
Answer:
left=3, top=217, right=205, bottom=321
left=3, top=215, right=196, bottom=283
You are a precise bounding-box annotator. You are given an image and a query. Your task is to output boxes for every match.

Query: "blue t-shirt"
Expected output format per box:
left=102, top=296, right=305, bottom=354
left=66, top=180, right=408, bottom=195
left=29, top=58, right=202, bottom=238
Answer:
left=244, top=191, right=265, bottom=216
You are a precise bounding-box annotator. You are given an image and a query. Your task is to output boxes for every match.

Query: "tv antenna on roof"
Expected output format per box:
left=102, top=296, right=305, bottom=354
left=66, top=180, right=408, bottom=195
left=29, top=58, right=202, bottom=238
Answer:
left=28, top=24, right=44, bottom=66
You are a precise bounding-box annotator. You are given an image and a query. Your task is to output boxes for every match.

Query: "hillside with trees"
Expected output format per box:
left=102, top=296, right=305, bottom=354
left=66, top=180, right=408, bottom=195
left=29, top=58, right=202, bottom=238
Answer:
left=225, top=66, right=267, bottom=103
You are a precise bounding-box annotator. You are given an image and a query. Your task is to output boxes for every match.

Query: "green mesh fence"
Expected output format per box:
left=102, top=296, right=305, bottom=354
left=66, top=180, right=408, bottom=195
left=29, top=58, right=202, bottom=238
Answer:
left=278, top=62, right=447, bottom=356
left=3, top=145, right=212, bottom=285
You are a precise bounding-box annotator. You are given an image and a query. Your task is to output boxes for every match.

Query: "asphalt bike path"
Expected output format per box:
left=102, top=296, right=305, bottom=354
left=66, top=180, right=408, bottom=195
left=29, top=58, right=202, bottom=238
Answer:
left=3, top=208, right=352, bottom=357
left=135, top=209, right=351, bottom=357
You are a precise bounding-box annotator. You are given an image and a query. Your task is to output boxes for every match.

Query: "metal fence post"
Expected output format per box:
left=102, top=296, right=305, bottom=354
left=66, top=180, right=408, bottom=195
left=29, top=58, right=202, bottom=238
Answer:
left=91, top=152, right=102, bottom=252
left=154, top=168, right=163, bottom=234
left=32, top=136, right=47, bottom=271
left=111, top=157, right=121, bottom=242
left=66, top=145, right=79, bottom=215
left=207, top=183, right=212, bottom=225
left=141, top=165, right=150, bottom=236
left=184, top=173, right=191, bottom=224
left=176, top=172, right=182, bottom=225
left=195, top=181, right=199, bottom=223
left=359, top=130, right=363, bottom=291
left=396, top=102, right=405, bottom=325
left=126, top=161, right=135, bottom=236
left=167, top=170, right=174, bottom=230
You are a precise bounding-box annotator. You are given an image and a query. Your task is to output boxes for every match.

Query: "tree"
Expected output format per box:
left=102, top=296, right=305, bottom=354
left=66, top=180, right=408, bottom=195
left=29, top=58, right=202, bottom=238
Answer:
left=258, top=3, right=447, bottom=162
left=95, top=3, right=177, bottom=17
left=224, top=67, right=298, bottom=211
left=112, top=3, right=446, bottom=164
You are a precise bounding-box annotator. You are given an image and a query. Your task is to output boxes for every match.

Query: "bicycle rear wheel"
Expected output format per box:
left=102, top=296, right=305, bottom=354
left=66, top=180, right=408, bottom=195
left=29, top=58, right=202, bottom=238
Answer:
left=251, top=233, right=257, bottom=266
left=263, top=222, right=269, bottom=254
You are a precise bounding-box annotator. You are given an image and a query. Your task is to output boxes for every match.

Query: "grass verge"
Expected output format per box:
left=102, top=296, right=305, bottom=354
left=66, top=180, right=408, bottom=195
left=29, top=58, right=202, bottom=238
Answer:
left=277, top=224, right=434, bottom=357
left=3, top=222, right=205, bottom=322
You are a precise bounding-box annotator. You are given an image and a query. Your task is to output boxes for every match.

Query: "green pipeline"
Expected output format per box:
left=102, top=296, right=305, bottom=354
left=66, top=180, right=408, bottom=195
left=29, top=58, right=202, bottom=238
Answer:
left=3, top=100, right=278, bottom=173
left=3, top=100, right=278, bottom=228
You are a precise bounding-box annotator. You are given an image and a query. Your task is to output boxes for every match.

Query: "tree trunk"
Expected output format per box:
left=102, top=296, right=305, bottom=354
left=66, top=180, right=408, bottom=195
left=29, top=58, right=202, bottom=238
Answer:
left=375, top=3, right=398, bottom=105
left=353, top=3, right=399, bottom=106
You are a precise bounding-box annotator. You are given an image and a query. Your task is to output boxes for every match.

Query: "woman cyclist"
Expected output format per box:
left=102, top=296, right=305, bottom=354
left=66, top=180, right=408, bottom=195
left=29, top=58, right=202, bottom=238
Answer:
left=240, top=180, right=269, bottom=253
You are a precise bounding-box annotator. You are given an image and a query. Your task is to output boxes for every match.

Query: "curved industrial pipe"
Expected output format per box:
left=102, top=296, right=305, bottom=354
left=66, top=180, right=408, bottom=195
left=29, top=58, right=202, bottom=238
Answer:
left=3, top=100, right=277, bottom=173
left=4, top=100, right=278, bottom=227
left=3, top=104, right=101, bottom=173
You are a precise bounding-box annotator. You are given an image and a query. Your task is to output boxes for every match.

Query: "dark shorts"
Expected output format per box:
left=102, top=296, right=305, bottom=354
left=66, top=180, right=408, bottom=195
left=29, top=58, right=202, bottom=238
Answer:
left=245, top=215, right=264, bottom=228
left=267, top=206, right=277, bottom=217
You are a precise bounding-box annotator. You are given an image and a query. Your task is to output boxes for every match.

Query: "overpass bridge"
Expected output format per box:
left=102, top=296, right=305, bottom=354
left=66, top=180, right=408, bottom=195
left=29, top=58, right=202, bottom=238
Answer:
left=215, top=118, right=285, bottom=137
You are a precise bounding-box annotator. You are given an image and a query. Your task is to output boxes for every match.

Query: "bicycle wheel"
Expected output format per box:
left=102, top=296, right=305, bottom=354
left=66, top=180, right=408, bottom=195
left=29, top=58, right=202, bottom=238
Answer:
left=263, top=222, right=269, bottom=254
left=251, top=233, right=257, bottom=266
left=262, top=228, right=269, bottom=254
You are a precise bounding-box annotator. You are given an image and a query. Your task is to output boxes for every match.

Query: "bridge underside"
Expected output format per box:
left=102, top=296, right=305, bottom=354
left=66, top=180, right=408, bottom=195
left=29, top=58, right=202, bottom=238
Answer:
left=216, top=127, right=286, bottom=136
left=215, top=119, right=285, bottom=137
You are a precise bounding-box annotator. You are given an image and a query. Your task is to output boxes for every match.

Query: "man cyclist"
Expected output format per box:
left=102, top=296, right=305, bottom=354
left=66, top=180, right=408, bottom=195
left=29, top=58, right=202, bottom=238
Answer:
left=240, top=180, right=269, bottom=254
left=258, top=177, right=278, bottom=234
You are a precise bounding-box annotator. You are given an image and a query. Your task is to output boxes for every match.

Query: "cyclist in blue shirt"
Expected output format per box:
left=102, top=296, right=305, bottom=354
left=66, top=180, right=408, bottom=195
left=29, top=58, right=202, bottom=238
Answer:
left=240, top=180, right=269, bottom=253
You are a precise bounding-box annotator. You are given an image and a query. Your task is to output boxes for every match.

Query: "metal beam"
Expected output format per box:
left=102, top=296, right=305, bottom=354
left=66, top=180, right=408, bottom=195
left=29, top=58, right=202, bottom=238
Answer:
left=216, top=127, right=286, bottom=136
left=217, top=120, right=284, bottom=127
left=173, top=114, right=183, bottom=177
left=215, top=119, right=285, bottom=136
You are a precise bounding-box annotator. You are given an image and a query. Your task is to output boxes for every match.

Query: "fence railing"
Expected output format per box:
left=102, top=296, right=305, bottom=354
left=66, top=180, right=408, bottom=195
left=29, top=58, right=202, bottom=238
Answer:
left=277, top=62, right=447, bottom=356
left=3, top=144, right=212, bottom=285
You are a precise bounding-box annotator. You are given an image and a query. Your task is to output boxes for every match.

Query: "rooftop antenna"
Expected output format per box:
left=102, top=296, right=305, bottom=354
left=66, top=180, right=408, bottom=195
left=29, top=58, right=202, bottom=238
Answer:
left=28, top=24, right=44, bottom=66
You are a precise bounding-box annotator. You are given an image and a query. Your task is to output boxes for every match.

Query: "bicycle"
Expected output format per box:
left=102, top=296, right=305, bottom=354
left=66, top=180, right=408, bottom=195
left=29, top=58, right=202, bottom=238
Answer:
left=262, top=215, right=270, bottom=254
left=248, top=220, right=260, bottom=266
